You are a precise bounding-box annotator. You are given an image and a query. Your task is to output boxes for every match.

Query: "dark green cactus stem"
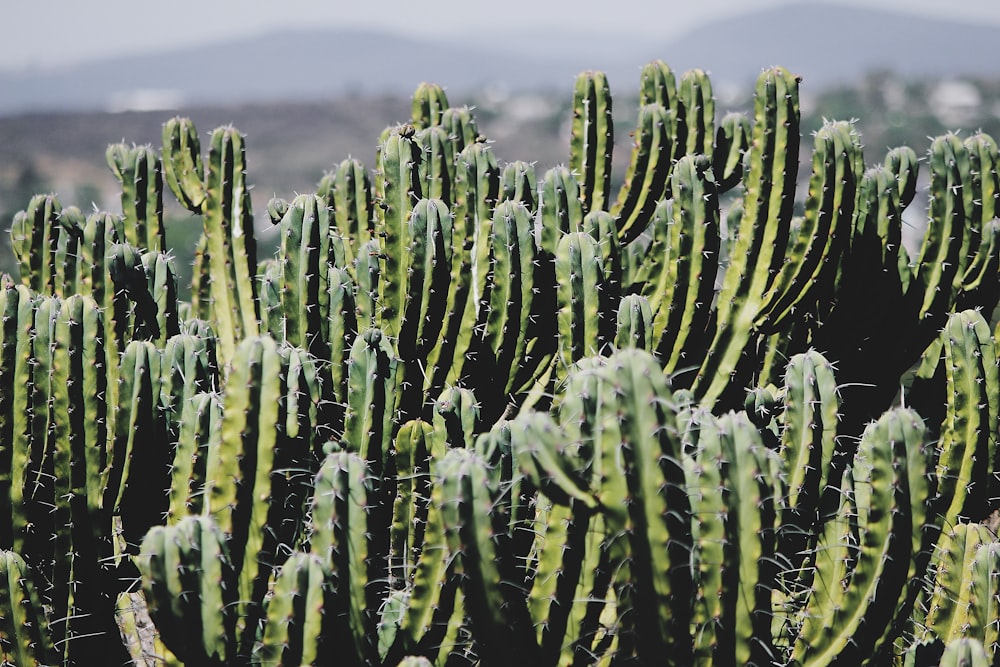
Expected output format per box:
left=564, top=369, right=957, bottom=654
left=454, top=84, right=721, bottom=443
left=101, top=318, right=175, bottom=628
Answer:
left=105, top=142, right=166, bottom=252
left=254, top=551, right=337, bottom=667
left=556, top=232, right=613, bottom=371
left=447, top=141, right=499, bottom=388
left=923, top=310, right=997, bottom=523
left=38, top=294, right=126, bottom=665
left=344, top=328, right=401, bottom=477
left=938, top=639, right=992, bottom=667
left=326, top=265, right=358, bottom=409
left=569, top=70, right=613, bottom=213
left=775, top=350, right=839, bottom=570
left=5, top=283, right=33, bottom=556
left=920, top=524, right=1000, bottom=656
left=10, top=193, right=61, bottom=295
left=318, top=157, right=375, bottom=258
left=615, top=293, right=654, bottom=351
left=0, top=550, right=55, bottom=666
left=694, top=66, right=801, bottom=408
left=956, top=133, right=1000, bottom=311
left=686, top=410, right=782, bottom=666
left=678, top=68, right=715, bottom=158
left=276, top=193, right=332, bottom=358
left=141, top=250, right=181, bottom=345
left=416, top=126, right=454, bottom=204
left=203, top=335, right=314, bottom=653
left=354, top=238, right=383, bottom=331
left=500, top=160, right=538, bottom=214
left=309, top=451, right=382, bottom=665
left=755, top=120, right=862, bottom=334
left=390, top=419, right=434, bottom=587
left=654, top=153, right=720, bottom=378
left=587, top=349, right=692, bottom=665
left=432, top=385, right=479, bottom=451
left=437, top=447, right=539, bottom=665
left=440, top=105, right=480, bottom=160
left=540, top=166, right=584, bottom=256
left=161, top=116, right=207, bottom=212
left=713, top=112, right=750, bottom=191
left=377, top=124, right=422, bottom=342
left=909, top=134, right=969, bottom=324
left=398, top=198, right=452, bottom=369
left=107, top=339, right=169, bottom=553
left=162, top=119, right=260, bottom=368
left=483, top=200, right=536, bottom=399
left=411, top=82, right=449, bottom=128
left=78, top=210, right=114, bottom=308
left=792, top=407, right=934, bottom=666
left=138, top=516, right=239, bottom=666
left=392, top=436, right=463, bottom=662
left=166, top=391, right=221, bottom=522
left=611, top=103, right=675, bottom=244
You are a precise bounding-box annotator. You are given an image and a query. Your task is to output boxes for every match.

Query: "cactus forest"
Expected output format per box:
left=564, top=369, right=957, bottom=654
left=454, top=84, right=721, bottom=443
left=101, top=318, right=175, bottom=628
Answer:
left=2, top=60, right=1000, bottom=667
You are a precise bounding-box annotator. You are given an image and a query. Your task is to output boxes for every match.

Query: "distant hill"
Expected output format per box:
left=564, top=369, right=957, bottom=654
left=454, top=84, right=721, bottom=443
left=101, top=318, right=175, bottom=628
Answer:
left=645, top=4, right=1000, bottom=90
left=1, top=3, right=997, bottom=116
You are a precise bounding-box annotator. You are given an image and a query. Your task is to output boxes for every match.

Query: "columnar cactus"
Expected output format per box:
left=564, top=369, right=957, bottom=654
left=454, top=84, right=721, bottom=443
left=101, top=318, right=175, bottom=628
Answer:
left=4, top=57, right=1000, bottom=667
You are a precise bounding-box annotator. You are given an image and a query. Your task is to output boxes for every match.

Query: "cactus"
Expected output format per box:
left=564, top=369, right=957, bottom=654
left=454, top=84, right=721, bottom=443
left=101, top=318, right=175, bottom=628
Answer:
left=569, top=70, right=614, bottom=213
left=106, top=142, right=166, bottom=252
left=161, top=118, right=260, bottom=367
left=138, top=516, right=239, bottom=665
left=4, top=59, right=1000, bottom=667
left=0, top=550, right=55, bottom=665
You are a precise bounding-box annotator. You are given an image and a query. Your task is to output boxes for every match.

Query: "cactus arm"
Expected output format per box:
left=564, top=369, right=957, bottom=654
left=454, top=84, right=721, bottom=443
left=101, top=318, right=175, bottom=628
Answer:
left=569, top=70, right=614, bottom=213
left=309, top=451, right=379, bottom=663
left=654, top=154, right=720, bottom=377
left=556, top=232, right=611, bottom=372
left=410, top=82, right=449, bottom=128
left=713, top=112, right=750, bottom=191
left=377, top=125, right=422, bottom=342
left=610, top=103, right=675, bottom=244
left=693, top=67, right=801, bottom=407
left=0, top=550, right=56, bottom=665
left=106, top=143, right=166, bottom=252
left=793, top=407, right=928, bottom=666
left=678, top=68, right=715, bottom=158
left=755, top=121, right=862, bottom=333
left=909, top=134, right=969, bottom=322
left=162, top=116, right=207, bottom=212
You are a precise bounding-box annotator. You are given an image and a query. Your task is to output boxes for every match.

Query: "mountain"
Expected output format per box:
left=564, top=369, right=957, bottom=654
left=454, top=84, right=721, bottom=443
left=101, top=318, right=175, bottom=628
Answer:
left=644, top=4, right=1000, bottom=90
left=1, top=3, right=997, bottom=116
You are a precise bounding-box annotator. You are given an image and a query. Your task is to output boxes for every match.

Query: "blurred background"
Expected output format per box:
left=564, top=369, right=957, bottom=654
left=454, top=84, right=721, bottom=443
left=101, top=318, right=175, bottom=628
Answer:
left=2, top=0, right=999, bottom=288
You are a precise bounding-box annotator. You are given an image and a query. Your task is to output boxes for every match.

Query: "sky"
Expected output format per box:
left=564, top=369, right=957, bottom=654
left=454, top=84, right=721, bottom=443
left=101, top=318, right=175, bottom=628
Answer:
left=4, top=0, right=1000, bottom=73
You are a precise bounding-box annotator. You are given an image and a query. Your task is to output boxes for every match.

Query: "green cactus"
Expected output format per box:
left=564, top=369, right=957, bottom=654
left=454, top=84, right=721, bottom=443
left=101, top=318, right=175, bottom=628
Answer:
left=569, top=70, right=614, bottom=213
left=0, top=550, right=55, bottom=666
left=106, top=142, right=166, bottom=252
left=161, top=117, right=260, bottom=368
left=138, top=515, right=239, bottom=665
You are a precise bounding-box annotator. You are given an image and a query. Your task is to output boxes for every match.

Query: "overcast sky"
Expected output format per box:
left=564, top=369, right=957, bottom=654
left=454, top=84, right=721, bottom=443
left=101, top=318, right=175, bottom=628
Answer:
left=5, top=0, right=1000, bottom=72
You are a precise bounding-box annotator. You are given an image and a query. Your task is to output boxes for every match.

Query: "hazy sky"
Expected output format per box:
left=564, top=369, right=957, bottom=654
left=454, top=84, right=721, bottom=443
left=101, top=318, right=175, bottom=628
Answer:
left=4, top=0, right=1000, bottom=72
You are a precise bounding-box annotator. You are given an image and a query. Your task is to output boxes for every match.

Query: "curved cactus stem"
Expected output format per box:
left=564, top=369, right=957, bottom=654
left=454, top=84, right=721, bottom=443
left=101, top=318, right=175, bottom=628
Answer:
left=106, top=143, right=166, bottom=252
left=254, top=551, right=337, bottom=667
left=611, top=103, right=676, bottom=245
left=410, top=82, right=450, bottom=129
left=0, top=550, right=56, bottom=665
left=138, top=516, right=239, bottom=665
left=570, top=70, right=614, bottom=214
left=693, top=66, right=801, bottom=409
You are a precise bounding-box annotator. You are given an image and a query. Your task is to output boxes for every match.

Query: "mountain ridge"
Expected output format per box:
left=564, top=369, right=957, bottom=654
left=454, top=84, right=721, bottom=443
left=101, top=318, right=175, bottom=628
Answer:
left=1, top=3, right=996, bottom=116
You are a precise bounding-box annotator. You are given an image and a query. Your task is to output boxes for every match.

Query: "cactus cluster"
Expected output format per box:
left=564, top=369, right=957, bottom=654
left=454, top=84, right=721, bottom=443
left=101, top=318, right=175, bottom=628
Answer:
left=1, top=60, right=999, bottom=666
